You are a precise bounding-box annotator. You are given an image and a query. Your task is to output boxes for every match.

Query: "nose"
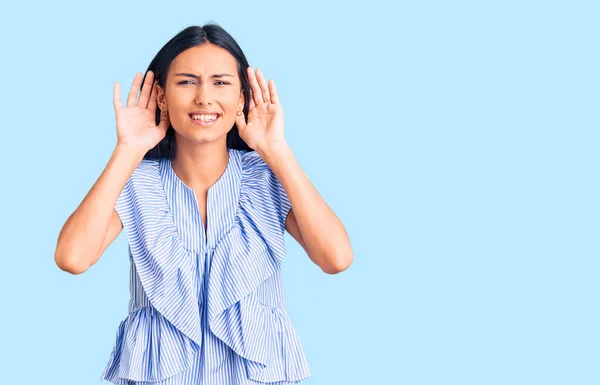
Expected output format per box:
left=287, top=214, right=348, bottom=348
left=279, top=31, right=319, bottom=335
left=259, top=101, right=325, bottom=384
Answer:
left=195, top=83, right=213, bottom=106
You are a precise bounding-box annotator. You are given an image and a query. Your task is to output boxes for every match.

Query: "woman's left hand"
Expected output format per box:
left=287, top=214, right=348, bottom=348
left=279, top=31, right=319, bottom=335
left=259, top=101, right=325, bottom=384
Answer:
left=236, top=67, right=286, bottom=153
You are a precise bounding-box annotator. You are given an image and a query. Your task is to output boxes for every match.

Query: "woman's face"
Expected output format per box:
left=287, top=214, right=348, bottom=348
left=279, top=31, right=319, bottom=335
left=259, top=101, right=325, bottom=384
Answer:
left=156, top=43, right=244, bottom=144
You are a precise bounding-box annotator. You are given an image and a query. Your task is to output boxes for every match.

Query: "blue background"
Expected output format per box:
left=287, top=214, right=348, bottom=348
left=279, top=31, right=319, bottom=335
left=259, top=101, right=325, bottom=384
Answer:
left=1, top=0, right=598, bottom=384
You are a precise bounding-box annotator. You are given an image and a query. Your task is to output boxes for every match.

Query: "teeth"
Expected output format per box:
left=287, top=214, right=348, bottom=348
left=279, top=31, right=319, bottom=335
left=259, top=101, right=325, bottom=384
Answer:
left=191, top=114, right=218, bottom=121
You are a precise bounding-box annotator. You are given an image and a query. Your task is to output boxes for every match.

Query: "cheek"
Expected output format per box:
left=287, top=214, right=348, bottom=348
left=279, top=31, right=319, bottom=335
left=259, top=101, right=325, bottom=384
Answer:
left=224, top=94, right=241, bottom=109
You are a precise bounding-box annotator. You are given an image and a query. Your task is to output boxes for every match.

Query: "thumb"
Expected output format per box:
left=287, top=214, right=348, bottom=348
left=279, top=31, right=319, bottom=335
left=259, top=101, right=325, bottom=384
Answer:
left=158, top=110, right=170, bottom=131
left=235, top=110, right=246, bottom=132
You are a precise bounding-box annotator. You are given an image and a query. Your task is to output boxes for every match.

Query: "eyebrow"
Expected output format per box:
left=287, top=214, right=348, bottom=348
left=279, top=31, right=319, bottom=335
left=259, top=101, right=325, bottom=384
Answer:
left=174, top=73, right=234, bottom=79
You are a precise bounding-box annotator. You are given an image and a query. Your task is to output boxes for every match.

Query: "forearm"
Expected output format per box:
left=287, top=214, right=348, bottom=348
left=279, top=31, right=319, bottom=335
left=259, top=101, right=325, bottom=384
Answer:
left=54, top=144, right=144, bottom=272
left=259, top=143, right=353, bottom=271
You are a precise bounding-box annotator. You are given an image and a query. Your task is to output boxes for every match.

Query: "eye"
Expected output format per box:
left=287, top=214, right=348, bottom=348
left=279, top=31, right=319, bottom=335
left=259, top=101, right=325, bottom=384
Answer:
left=177, top=80, right=230, bottom=85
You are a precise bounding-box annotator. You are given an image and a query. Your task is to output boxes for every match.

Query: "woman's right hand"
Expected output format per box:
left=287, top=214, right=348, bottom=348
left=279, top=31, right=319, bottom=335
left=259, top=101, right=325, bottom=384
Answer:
left=113, top=70, right=170, bottom=153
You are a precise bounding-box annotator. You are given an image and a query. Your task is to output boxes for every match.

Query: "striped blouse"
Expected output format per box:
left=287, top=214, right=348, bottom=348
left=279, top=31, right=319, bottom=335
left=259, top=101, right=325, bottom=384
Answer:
left=100, top=148, right=311, bottom=385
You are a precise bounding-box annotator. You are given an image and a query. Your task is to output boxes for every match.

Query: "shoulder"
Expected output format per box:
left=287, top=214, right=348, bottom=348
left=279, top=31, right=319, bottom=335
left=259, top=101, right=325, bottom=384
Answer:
left=237, top=150, right=291, bottom=230
left=240, top=149, right=268, bottom=171
left=115, top=159, right=168, bottom=232
left=131, top=159, right=161, bottom=180
left=238, top=151, right=288, bottom=214
left=118, top=159, right=161, bottom=205
left=121, top=159, right=161, bottom=190
left=239, top=150, right=278, bottom=185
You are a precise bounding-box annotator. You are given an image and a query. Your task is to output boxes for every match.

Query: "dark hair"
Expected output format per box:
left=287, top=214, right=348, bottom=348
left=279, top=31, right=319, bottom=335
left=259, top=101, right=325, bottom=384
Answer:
left=141, top=23, right=253, bottom=160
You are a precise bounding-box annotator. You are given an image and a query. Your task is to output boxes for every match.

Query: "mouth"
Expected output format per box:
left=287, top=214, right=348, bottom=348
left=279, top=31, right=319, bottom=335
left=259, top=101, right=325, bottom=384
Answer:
left=189, top=113, right=220, bottom=127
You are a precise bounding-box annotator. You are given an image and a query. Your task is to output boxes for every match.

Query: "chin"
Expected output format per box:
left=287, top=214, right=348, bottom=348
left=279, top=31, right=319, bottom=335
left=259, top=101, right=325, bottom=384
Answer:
left=173, top=118, right=232, bottom=143
left=180, top=128, right=227, bottom=144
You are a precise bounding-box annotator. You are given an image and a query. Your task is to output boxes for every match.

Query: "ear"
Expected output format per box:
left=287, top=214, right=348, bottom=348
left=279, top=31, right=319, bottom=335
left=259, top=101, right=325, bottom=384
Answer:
left=238, top=89, right=245, bottom=110
left=156, top=84, right=167, bottom=110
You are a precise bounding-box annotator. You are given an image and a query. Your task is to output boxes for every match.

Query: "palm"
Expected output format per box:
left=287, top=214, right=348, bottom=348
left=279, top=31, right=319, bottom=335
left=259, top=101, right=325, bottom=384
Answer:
left=116, top=107, right=164, bottom=149
left=242, top=101, right=284, bottom=149
left=113, top=71, right=170, bottom=152
left=236, top=67, right=287, bottom=153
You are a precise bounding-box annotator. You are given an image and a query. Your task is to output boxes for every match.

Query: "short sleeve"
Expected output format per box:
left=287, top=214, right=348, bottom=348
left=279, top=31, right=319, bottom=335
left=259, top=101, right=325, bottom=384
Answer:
left=112, top=160, right=158, bottom=242
left=241, top=150, right=293, bottom=235
left=268, top=167, right=292, bottom=233
left=114, top=176, right=133, bottom=227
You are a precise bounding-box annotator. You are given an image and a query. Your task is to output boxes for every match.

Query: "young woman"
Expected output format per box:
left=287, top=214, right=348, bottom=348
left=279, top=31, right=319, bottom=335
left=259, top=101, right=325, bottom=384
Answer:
left=55, top=23, right=353, bottom=384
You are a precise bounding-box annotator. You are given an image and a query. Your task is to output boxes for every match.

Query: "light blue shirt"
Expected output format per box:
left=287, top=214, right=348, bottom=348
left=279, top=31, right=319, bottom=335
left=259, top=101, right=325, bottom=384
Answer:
left=100, top=148, right=311, bottom=384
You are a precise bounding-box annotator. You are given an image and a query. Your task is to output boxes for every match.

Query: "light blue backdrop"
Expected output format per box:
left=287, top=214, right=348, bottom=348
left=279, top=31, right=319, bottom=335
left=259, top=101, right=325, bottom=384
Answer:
left=1, top=0, right=598, bottom=384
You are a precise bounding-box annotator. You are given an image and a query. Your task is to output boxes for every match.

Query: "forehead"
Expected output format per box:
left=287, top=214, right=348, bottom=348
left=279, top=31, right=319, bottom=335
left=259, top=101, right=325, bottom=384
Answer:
left=170, top=43, right=238, bottom=75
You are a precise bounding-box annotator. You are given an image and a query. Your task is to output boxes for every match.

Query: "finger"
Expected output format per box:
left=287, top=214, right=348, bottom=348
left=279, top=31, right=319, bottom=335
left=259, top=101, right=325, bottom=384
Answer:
left=113, top=82, right=122, bottom=111
left=268, top=79, right=280, bottom=105
left=256, top=69, right=271, bottom=103
left=247, top=66, right=263, bottom=105
left=126, top=72, right=143, bottom=108
left=158, top=109, right=170, bottom=130
left=235, top=109, right=246, bottom=132
left=138, top=71, right=154, bottom=109
left=147, top=81, right=158, bottom=114
left=249, top=95, right=256, bottom=111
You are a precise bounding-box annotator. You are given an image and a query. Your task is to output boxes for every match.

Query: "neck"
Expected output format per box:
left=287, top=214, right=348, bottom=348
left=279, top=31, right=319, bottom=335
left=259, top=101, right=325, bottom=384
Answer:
left=171, top=137, right=230, bottom=191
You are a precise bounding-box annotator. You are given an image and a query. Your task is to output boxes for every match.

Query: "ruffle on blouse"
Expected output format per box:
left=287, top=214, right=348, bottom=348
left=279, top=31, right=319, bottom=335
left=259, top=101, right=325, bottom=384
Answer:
left=101, top=160, right=203, bottom=384
left=246, top=304, right=312, bottom=382
left=206, top=151, right=309, bottom=382
left=101, top=151, right=309, bottom=384
left=100, top=306, right=199, bottom=383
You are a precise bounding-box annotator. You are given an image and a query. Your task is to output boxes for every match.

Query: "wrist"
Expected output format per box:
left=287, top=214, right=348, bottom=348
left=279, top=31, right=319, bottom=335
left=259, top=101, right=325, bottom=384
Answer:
left=258, top=141, right=294, bottom=173
left=114, top=142, right=147, bottom=162
left=258, top=141, right=291, bottom=161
